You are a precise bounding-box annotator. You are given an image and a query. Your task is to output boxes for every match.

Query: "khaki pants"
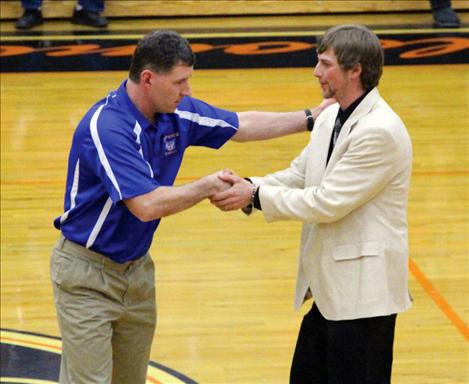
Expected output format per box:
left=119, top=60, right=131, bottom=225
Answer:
left=51, top=236, right=156, bottom=384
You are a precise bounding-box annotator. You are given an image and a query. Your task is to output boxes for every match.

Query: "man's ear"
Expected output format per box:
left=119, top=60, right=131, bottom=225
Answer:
left=140, top=69, right=154, bottom=88
left=350, top=63, right=362, bottom=81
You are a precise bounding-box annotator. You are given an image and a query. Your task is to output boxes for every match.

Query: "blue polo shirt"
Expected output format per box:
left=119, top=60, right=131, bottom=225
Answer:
left=54, top=80, right=238, bottom=262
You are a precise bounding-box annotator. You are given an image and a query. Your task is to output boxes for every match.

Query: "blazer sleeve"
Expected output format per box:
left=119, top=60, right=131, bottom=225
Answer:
left=259, top=126, right=403, bottom=223
left=250, top=145, right=309, bottom=188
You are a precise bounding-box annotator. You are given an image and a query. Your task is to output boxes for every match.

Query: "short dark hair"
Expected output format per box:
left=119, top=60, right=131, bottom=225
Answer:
left=129, top=30, right=195, bottom=82
left=317, top=24, right=383, bottom=90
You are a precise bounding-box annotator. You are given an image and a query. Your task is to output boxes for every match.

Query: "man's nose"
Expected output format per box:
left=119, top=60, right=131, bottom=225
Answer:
left=182, top=83, right=192, bottom=97
left=313, top=63, right=320, bottom=78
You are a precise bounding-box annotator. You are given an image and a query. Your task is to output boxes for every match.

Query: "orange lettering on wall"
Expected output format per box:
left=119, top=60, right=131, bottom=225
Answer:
left=41, top=44, right=102, bottom=57
left=380, top=39, right=405, bottom=49
left=1, top=37, right=468, bottom=62
left=190, top=43, right=215, bottom=53
left=400, top=37, right=469, bottom=58
left=224, top=41, right=313, bottom=55
left=100, top=45, right=137, bottom=57
left=0, top=45, right=35, bottom=57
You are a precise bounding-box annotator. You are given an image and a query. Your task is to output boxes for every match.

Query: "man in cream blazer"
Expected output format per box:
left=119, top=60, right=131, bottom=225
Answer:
left=212, top=24, right=412, bottom=383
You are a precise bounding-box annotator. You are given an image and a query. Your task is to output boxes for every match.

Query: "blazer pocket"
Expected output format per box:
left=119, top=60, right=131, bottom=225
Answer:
left=331, top=241, right=386, bottom=302
left=333, top=242, right=383, bottom=261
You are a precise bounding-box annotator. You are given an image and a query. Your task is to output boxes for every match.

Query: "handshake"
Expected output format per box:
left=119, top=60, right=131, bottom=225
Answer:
left=204, top=169, right=255, bottom=212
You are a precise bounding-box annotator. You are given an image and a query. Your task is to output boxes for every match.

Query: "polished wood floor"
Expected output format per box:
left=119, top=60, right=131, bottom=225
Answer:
left=1, top=13, right=468, bottom=384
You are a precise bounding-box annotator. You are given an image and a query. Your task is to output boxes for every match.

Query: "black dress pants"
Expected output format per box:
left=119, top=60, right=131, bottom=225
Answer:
left=290, top=303, right=397, bottom=384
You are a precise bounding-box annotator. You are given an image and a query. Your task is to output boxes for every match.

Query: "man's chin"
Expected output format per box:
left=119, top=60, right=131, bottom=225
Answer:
left=163, top=106, right=178, bottom=113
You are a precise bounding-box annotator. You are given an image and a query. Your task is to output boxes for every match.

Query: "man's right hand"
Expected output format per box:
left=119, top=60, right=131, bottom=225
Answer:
left=204, top=171, right=233, bottom=196
left=209, top=170, right=254, bottom=211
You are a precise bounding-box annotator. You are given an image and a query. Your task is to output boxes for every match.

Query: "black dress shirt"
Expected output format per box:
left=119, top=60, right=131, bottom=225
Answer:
left=326, top=89, right=371, bottom=165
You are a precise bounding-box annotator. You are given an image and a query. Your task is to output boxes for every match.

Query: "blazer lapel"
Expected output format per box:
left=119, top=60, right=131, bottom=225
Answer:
left=307, top=105, right=339, bottom=185
left=326, top=88, right=381, bottom=170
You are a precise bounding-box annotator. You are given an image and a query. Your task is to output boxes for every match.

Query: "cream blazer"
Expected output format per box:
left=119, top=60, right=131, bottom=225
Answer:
left=251, top=88, right=413, bottom=320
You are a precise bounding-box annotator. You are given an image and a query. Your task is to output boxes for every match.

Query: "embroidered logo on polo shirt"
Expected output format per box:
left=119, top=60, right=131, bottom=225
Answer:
left=163, top=132, right=179, bottom=156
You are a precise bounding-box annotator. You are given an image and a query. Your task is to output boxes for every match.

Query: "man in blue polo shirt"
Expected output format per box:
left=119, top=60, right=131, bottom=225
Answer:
left=51, top=30, right=332, bottom=383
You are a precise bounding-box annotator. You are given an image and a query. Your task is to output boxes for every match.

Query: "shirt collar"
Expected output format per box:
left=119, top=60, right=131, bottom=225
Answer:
left=337, top=88, right=372, bottom=125
left=117, top=79, right=155, bottom=130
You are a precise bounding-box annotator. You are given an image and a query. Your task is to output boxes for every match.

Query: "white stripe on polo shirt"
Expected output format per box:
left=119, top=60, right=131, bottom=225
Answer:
left=86, top=196, right=113, bottom=249
left=133, top=121, right=154, bottom=178
left=90, top=102, right=123, bottom=201
left=60, top=159, right=80, bottom=224
left=175, top=109, right=238, bottom=131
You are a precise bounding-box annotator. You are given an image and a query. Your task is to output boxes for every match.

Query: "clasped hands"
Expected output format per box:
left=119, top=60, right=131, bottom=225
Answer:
left=208, top=169, right=253, bottom=211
